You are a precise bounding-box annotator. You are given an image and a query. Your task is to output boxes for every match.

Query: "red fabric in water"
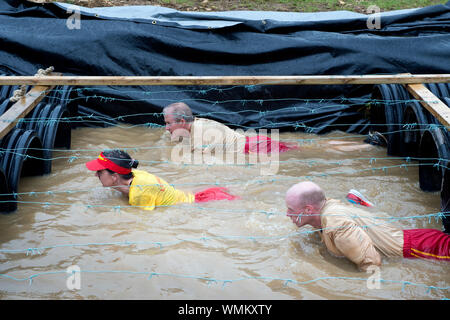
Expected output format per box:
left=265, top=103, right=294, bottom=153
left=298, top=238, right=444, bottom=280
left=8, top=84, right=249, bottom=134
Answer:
left=244, top=135, right=298, bottom=154
left=194, top=187, right=240, bottom=203
left=403, top=229, right=450, bottom=260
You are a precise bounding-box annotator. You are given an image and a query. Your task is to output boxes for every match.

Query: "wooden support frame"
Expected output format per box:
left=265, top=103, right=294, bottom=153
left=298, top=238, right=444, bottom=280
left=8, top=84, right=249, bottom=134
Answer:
left=0, top=73, right=448, bottom=139
left=0, top=74, right=450, bottom=86
left=0, top=84, right=55, bottom=139
left=404, top=83, right=450, bottom=131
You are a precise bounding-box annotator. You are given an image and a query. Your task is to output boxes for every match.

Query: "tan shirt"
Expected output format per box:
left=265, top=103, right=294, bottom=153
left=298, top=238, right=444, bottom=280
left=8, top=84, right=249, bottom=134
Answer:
left=188, top=117, right=247, bottom=153
left=319, top=199, right=404, bottom=271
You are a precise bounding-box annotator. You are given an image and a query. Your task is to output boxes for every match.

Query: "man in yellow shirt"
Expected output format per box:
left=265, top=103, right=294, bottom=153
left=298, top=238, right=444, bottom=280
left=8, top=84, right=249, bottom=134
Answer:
left=285, top=181, right=450, bottom=271
left=85, top=149, right=238, bottom=211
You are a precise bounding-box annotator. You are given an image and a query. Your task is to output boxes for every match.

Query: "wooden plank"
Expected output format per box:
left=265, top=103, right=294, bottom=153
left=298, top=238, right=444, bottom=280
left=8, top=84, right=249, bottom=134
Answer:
left=0, top=84, right=55, bottom=139
left=0, top=74, right=449, bottom=86
left=404, top=83, right=450, bottom=131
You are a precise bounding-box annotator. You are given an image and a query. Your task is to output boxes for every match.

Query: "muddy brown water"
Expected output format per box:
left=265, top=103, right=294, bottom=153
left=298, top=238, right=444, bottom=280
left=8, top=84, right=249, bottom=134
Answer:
left=0, top=125, right=448, bottom=299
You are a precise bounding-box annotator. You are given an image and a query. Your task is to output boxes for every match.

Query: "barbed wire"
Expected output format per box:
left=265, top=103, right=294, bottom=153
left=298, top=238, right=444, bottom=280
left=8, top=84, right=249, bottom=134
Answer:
left=0, top=210, right=447, bottom=257
left=0, top=87, right=448, bottom=298
left=2, top=89, right=448, bottom=128
left=0, top=161, right=447, bottom=200
left=0, top=128, right=449, bottom=165
left=0, top=127, right=427, bottom=152
left=28, top=86, right=448, bottom=105
left=1, top=268, right=448, bottom=294
left=4, top=112, right=450, bottom=131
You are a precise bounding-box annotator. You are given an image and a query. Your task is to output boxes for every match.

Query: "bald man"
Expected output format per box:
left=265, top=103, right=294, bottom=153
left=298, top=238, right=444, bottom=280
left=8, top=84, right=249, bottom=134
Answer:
left=286, top=181, right=450, bottom=271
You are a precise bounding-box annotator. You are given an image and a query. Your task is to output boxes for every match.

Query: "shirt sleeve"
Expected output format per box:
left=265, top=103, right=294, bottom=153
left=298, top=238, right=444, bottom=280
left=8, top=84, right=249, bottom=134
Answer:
left=332, top=220, right=382, bottom=271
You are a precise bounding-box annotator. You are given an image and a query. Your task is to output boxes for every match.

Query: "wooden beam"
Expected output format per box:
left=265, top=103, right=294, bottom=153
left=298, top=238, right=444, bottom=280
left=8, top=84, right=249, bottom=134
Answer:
left=0, top=74, right=449, bottom=86
left=0, top=84, right=55, bottom=140
left=404, top=83, right=450, bottom=131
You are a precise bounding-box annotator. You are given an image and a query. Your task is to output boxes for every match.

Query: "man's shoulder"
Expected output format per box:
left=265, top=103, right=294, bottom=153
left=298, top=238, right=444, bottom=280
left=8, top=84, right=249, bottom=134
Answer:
left=321, top=199, right=358, bottom=230
left=322, top=198, right=350, bottom=214
left=194, top=117, right=224, bottom=127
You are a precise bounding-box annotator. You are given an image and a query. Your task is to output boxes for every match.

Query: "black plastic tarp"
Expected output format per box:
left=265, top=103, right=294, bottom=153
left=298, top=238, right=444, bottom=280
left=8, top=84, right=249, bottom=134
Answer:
left=1, top=0, right=450, bottom=133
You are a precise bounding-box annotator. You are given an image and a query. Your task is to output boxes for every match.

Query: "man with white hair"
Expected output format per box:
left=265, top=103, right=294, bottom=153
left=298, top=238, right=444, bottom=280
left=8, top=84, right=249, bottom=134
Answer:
left=163, top=102, right=297, bottom=154
left=285, top=181, right=450, bottom=271
left=162, top=102, right=375, bottom=155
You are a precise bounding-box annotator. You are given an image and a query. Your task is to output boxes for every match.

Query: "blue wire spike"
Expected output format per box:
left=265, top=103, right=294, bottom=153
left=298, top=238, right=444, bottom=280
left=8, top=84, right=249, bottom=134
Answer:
left=283, top=279, right=293, bottom=287
left=206, top=279, right=218, bottom=287
left=436, top=211, right=447, bottom=223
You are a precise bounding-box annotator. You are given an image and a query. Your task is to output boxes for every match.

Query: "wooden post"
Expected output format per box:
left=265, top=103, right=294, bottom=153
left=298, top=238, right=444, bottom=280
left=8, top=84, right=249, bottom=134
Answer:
left=0, top=74, right=450, bottom=86
left=0, top=84, right=55, bottom=140
left=0, top=73, right=448, bottom=132
left=404, top=83, right=450, bottom=131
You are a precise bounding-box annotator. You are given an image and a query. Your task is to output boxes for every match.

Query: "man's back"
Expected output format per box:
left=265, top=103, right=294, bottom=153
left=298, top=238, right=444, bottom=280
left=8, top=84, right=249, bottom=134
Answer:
left=320, top=199, right=404, bottom=259
left=188, top=117, right=246, bottom=153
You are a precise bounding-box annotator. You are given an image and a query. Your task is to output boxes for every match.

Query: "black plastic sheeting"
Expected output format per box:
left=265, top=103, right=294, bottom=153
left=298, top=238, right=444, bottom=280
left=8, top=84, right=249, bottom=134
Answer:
left=1, top=0, right=450, bottom=133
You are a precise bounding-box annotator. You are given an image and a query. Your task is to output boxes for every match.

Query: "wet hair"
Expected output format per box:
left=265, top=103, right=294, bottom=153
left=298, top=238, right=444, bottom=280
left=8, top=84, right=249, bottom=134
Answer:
left=163, top=102, right=194, bottom=123
left=103, top=149, right=139, bottom=180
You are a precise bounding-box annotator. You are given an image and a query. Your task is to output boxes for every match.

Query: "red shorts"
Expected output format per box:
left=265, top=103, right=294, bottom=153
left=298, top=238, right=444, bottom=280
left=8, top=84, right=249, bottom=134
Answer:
left=194, top=187, right=239, bottom=203
left=403, top=229, right=450, bottom=261
left=244, top=135, right=298, bottom=154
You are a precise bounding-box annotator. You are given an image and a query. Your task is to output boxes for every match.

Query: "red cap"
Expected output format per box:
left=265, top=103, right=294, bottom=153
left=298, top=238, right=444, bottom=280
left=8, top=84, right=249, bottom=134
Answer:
left=85, top=152, right=132, bottom=175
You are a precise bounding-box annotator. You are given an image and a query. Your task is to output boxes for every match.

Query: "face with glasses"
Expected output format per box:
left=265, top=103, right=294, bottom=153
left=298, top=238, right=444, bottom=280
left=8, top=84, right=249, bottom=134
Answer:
left=286, top=206, right=305, bottom=227
left=285, top=181, right=325, bottom=230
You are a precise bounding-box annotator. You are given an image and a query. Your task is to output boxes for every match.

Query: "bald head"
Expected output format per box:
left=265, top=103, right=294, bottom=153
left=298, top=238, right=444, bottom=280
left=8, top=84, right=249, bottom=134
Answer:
left=286, top=181, right=326, bottom=212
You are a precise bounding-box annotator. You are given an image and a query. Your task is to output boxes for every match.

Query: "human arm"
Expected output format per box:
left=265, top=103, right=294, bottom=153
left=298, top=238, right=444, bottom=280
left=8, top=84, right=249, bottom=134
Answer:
left=170, top=128, right=191, bottom=142
left=332, top=221, right=382, bottom=271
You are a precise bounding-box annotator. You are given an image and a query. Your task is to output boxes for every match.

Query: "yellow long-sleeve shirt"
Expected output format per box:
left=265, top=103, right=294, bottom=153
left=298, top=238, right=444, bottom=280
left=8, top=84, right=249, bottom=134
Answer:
left=128, top=169, right=195, bottom=211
